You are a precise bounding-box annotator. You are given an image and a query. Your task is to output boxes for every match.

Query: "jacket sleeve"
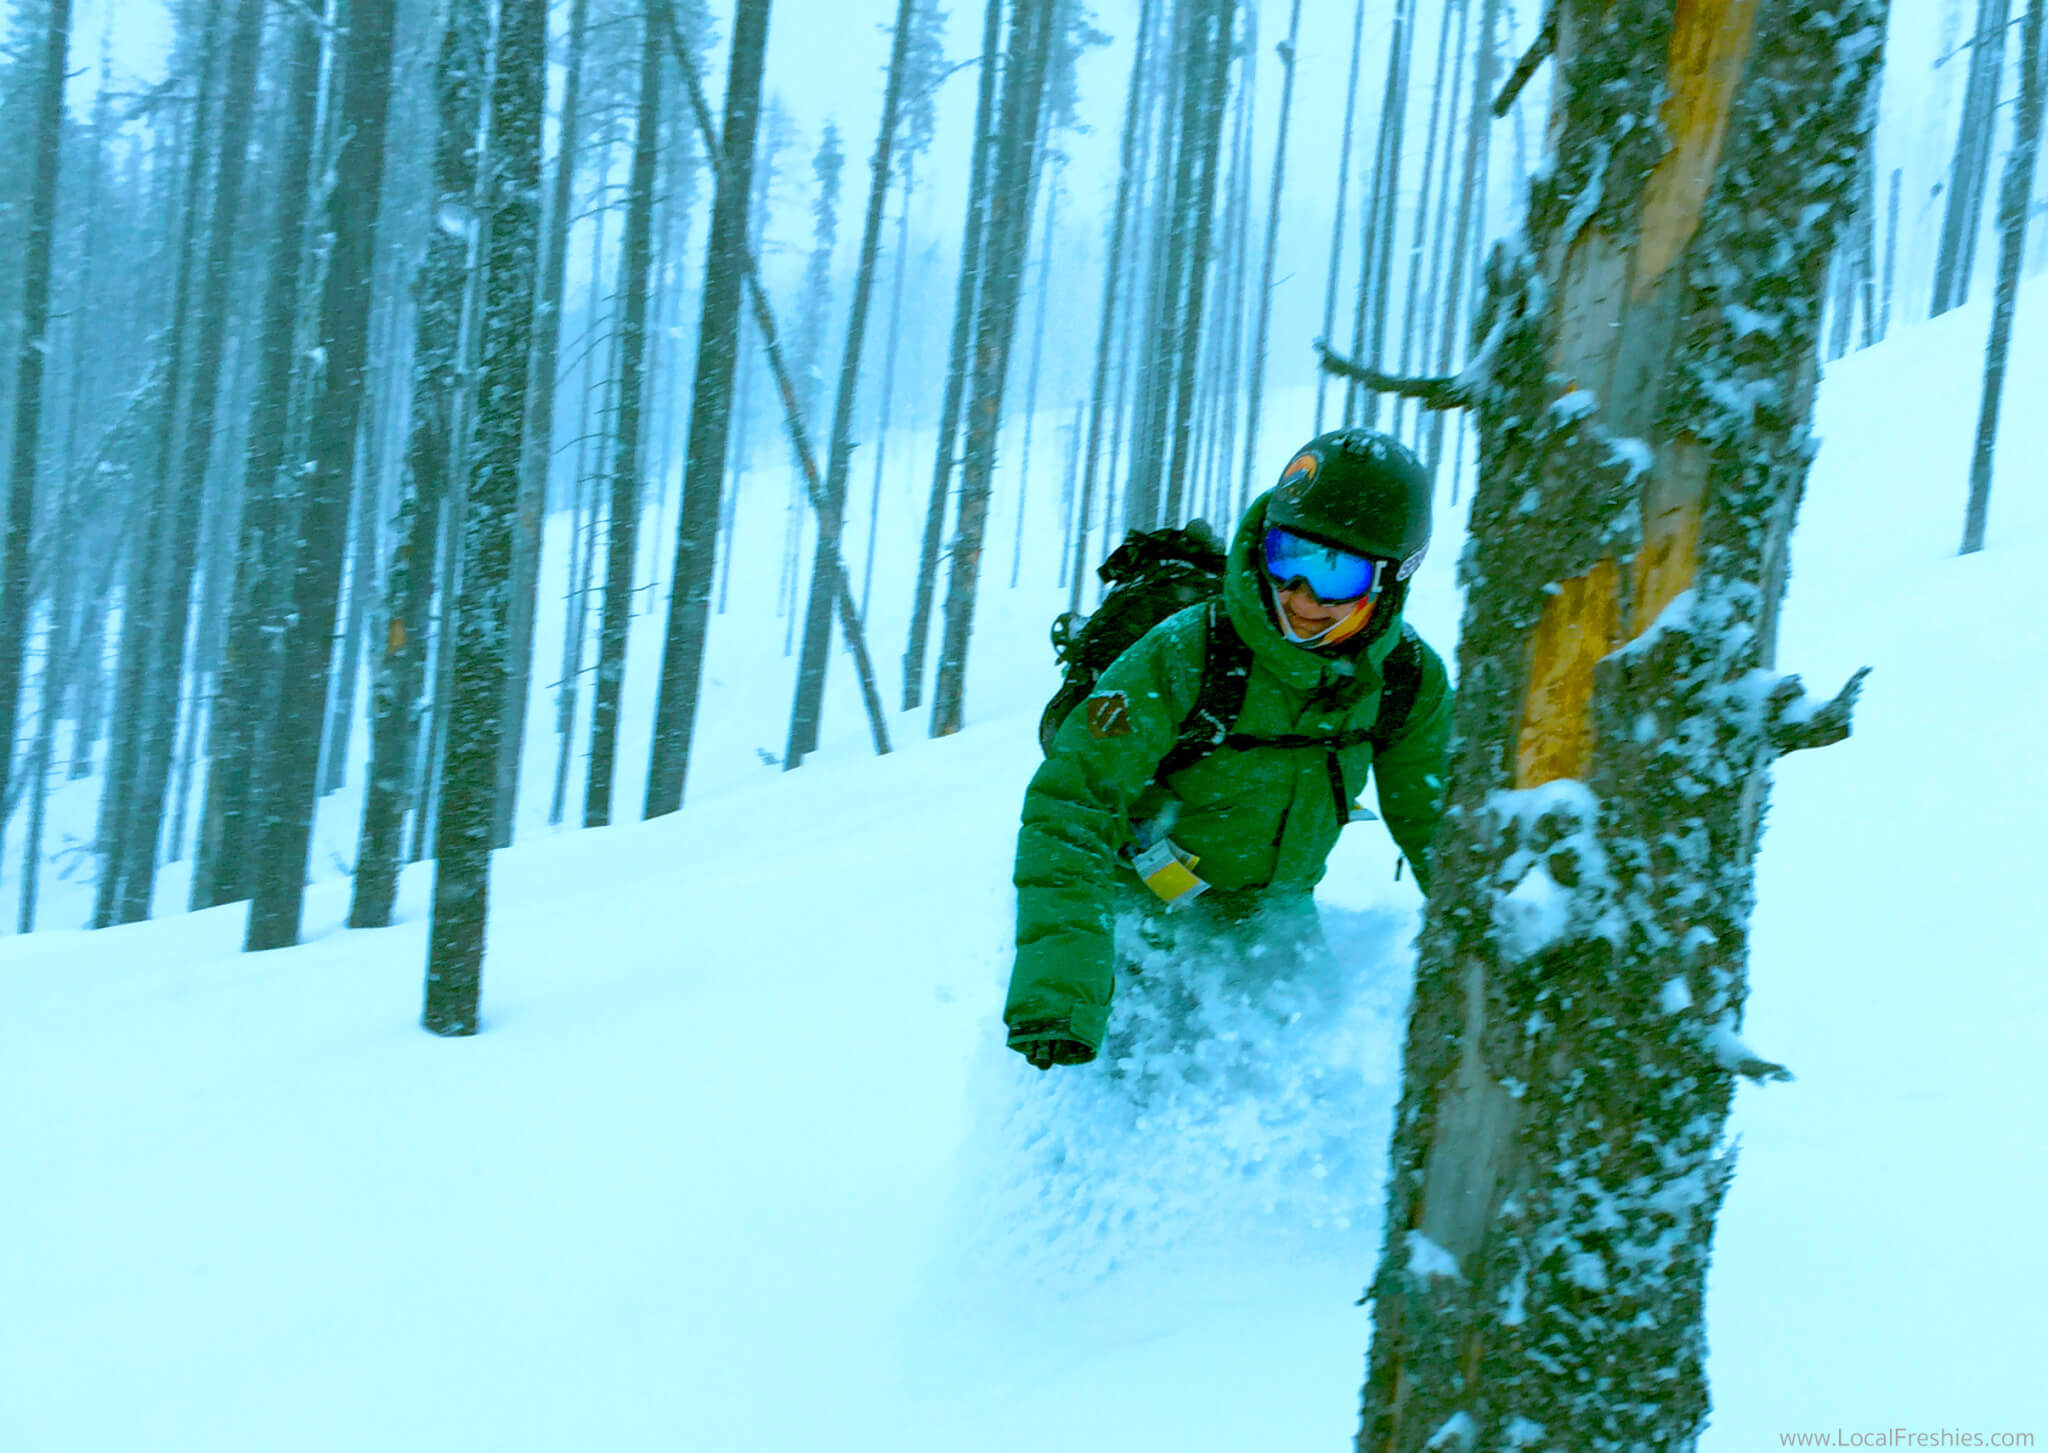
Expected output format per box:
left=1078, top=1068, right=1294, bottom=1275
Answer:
left=1005, top=612, right=1204, bottom=1051
left=1372, top=637, right=1454, bottom=894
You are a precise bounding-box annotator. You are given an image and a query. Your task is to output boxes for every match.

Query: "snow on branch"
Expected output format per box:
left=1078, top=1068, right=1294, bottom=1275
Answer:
left=1314, top=339, right=1476, bottom=410
left=1764, top=666, right=1870, bottom=757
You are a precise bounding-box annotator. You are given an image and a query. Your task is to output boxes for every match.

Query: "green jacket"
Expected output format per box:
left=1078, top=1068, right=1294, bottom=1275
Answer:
left=1005, top=490, right=1455, bottom=1051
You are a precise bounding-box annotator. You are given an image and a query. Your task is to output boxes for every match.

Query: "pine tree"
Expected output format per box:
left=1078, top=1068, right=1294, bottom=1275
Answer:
left=1320, top=0, right=1886, bottom=1444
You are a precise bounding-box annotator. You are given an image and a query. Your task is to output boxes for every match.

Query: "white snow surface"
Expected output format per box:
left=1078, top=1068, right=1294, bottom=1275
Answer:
left=4, top=282, right=2048, bottom=1448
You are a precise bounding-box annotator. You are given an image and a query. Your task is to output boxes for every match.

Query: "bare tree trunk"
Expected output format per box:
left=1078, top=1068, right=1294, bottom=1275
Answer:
left=1422, top=0, right=1498, bottom=472
left=192, top=2, right=322, bottom=909
left=0, top=0, right=73, bottom=875
left=641, top=0, right=774, bottom=813
left=1392, top=0, right=1461, bottom=441
left=319, top=442, right=375, bottom=794
left=1931, top=0, right=2012, bottom=316
left=583, top=0, right=668, bottom=827
left=1354, top=0, right=1417, bottom=434
left=422, top=0, right=545, bottom=1036
left=1068, top=0, right=1157, bottom=612
left=1336, top=0, right=1886, bottom=1443
left=350, top=0, right=484, bottom=930
left=1161, top=0, right=1239, bottom=524
left=861, top=151, right=917, bottom=618
left=903, top=0, right=1005, bottom=713
left=1881, top=164, right=1901, bottom=338
left=1961, top=0, right=2044, bottom=555
left=245, top=0, right=398, bottom=952
left=96, top=0, right=227, bottom=929
left=930, top=0, right=1056, bottom=737
left=491, top=0, right=591, bottom=846
left=1237, top=0, right=1302, bottom=516
left=785, top=0, right=919, bottom=767
left=1314, top=0, right=1367, bottom=434
left=1009, top=159, right=1060, bottom=588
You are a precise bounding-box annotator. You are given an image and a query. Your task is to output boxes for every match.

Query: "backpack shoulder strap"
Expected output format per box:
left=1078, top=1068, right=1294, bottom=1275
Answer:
left=1156, top=602, right=1253, bottom=780
left=1367, top=626, right=1426, bottom=755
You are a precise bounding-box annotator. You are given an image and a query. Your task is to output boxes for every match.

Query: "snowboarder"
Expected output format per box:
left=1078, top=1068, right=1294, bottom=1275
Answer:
left=1005, top=428, right=1455, bottom=1070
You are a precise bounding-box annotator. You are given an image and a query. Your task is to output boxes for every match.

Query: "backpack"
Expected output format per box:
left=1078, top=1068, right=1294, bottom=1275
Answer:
left=1040, top=524, right=1425, bottom=818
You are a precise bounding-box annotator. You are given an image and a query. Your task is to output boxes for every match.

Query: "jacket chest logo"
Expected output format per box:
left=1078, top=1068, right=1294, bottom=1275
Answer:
left=1085, top=691, right=1133, bottom=739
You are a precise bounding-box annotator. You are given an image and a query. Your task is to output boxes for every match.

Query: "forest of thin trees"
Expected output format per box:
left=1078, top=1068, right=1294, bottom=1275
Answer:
left=0, top=0, right=2041, bottom=1004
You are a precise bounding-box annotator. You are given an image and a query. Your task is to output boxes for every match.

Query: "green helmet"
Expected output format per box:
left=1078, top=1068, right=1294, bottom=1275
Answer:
left=1263, top=428, right=1433, bottom=582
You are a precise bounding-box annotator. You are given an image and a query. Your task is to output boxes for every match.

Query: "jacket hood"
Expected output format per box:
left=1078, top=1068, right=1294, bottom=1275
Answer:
left=1222, top=489, right=1412, bottom=697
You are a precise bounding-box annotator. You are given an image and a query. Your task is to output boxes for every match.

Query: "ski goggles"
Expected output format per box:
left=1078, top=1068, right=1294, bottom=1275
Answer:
left=1261, top=527, right=1387, bottom=603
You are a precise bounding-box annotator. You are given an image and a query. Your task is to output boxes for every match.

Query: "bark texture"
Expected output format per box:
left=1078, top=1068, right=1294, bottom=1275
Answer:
left=1351, top=1, right=1885, bottom=1447
left=422, top=0, right=545, bottom=1036
left=245, top=0, right=397, bottom=952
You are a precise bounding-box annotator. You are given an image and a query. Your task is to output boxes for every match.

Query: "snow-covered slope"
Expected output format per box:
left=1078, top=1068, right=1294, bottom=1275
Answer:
left=3, top=281, right=2045, bottom=1448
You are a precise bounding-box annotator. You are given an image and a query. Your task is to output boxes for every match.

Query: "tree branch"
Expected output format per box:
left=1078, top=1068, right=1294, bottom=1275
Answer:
left=1493, top=2, right=1556, bottom=117
left=1314, top=339, right=1474, bottom=410
left=1766, top=666, right=1870, bottom=756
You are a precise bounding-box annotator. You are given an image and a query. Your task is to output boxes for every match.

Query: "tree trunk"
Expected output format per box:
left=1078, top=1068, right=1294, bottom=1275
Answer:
left=1237, top=0, right=1302, bottom=517
left=350, top=0, right=485, bottom=931
left=583, top=1, right=667, bottom=828
left=191, top=2, right=322, bottom=909
left=1313, top=0, right=1368, bottom=435
left=1161, top=0, right=1238, bottom=524
left=1931, top=0, right=2011, bottom=316
left=1355, top=0, right=1417, bottom=435
left=1961, top=0, right=2044, bottom=555
left=422, top=0, right=544, bottom=1036
left=785, top=0, right=918, bottom=767
left=319, top=441, right=375, bottom=795
left=245, top=0, right=398, bottom=952
left=1009, top=156, right=1059, bottom=589
left=1344, top=0, right=1885, bottom=1445
left=640, top=0, right=774, bottom=814
left=0, top=0, right=72, bottom=877
left=490, top=0, right=595, bottom=850
left=1422, top=0, right=1499, bottom=473
left=903, top=0, right=1005, bottom=713
left=861, top=150, right=917, bottom=618
left=95, top=0, right=227, bottom=929
left=929, top=0, right=1056, bottom=737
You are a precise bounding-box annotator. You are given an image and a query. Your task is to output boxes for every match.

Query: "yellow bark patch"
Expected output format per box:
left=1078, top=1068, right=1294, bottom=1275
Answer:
left=1631, top=0, right=1762, bottom=298
left=1515, top=558, right=1620, bottom=789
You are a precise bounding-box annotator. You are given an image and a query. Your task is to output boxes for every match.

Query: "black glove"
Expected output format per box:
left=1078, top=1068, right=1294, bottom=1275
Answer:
left=1007, top=1019, right=1097, bottom=1071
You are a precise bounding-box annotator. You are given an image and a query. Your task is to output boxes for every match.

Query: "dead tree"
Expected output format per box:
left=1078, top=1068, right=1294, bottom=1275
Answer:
left=1322, top=0, right=1887, bottom=1445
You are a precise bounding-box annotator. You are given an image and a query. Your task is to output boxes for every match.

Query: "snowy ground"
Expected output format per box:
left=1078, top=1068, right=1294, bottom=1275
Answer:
left=3, top=277, right=2046, bottom=1448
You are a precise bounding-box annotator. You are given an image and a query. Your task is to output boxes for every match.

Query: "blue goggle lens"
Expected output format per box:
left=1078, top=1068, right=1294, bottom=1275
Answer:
left=1262, top=527, right=1383, bottom=603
